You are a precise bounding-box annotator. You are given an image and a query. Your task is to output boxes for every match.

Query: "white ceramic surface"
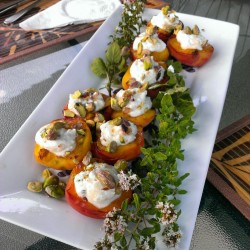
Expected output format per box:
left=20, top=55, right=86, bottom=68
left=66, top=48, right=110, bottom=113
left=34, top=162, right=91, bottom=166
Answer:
left=0, top=6, right=239, bottom=250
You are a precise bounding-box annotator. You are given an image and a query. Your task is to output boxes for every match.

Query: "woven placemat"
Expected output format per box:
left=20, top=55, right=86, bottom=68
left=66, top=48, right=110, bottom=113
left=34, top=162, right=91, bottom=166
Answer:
left=207, top=114, right=250, bottom=220
left=0, top=0, right=166, bottom=65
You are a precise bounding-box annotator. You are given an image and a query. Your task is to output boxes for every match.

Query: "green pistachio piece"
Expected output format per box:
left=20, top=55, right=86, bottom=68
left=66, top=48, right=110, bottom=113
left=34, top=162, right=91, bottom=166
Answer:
left=86, top=88, right=98, bottom=93
left=111, top=97, right=122, bottom=110
left=170, top=16, right=176, bottom=23
left=74, top=103, right=86, bottom=117
left=114, top=159, right=128, bottom=172
left=45, top=185, right=65, bottom=199
left=201, top=39, right=208, bottom=47
left=139, top=82, right=149, bottom=92
left=184, top=26, right=192, bottom=35
left=192, top=25, right=200, bottom=35
left=82, top=151, right=92, bottom=166
left=174, top=23, right=183, bottom=35
left=94, top=113, right=105, bottom=123
left=161, top=6, right=170, bottom=15
left=77, top=129, right=85, bottom=136
left=59, top=181, right=66, bottom=190
left=119, top=135, right=125, bottom=143
left=143, top=57, right=152, bottom=70
left=27, top=181, right=43, bottom=193
left=109, top=117, right=123, bottom=126
left=43, top=175, right=59, bottom=189
left=106, top=141, right=118, bottom=153
left=53, top=122, right=66, bottom=130
left=96, top=170, right=116, bottom=189
left=141, top=36, right=148, bottom=42
left=145, top=25, right=155, bottom=36
left=41, top=169, right=53, bottom=181
left=86, top=120, right=95, bottom=127
left=72, top=90, right=82, bottom=99
left=137, top=42, right=143, bottom=55
left=63, top=109, right=75, bottom=117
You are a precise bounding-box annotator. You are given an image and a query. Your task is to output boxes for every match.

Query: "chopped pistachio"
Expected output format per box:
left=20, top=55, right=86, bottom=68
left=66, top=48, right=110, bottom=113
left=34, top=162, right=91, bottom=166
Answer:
left=201, top=39, right=208, bottom=47
left=161, top=6, right=170, bottom=15
left=174, top=23, right=183, bottom=35
left=192, top=25, right=200, bottom=35
left=137, top=42, right=143, bottom=55
left=82, top=151, right=92, bottom=166
left=184, top=26, right=192, bottom=34
left=77, top=129, right=85, bottom=136
left=45, top=185, right=65, bottom=199
left=58, top=181, right=66, bottom=190
left=170, top=16, right=176, bottom=23
left=114, top=159, right=128, bottom=172
left=119, top=135, right=125, bottom=143
left=73, top=158, right=79, bottom=164
left=72, top=90, right=82, bottom=99
left=86, top=120, right=95, bottom=127
left=141, top=36, right=148, bottom=42
left=96, top=121, right=104, bottom=131
left=106, top=141, right=118, bottom=153
left=86, top=88, right=98, bottom=93
left=143, top=57, right=152, bottom=70
left=139, top=82, right=149, bottom=92
left=43, top=175, right=59, bottom=189
left=109, top=117, right=123, bottom=126
left=94, top=113, right=105, bottom=123
left=74, top=103, right=86, bottom=117
left=63, top=109, right=75, bottom=117
left=27, top=181, right=43, bottom=193
left=111, top=97, right=122, bottom=110
left=41, top=169, right=53, bottom=180
left=96, top=170, right=116, bottom=190
left=145, top=25, right=155, bottom=36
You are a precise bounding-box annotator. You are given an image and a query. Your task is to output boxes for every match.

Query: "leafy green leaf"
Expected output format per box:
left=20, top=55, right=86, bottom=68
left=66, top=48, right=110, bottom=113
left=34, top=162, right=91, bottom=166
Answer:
left=133, top=193, right=140, bottom=211
left=106, top=42, right=121, bottom=64
left=91, top=57, right=107, bottom=78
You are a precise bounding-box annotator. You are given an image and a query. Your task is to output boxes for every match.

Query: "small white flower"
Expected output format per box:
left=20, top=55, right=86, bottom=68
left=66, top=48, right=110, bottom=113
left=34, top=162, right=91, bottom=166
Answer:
left=118, top=170, right=141, bottom=191
left=103, top=208, right=127, bottom=236
left=156, top=201, right=178, bottom=225
left=162, top=226, right=182, bottom=248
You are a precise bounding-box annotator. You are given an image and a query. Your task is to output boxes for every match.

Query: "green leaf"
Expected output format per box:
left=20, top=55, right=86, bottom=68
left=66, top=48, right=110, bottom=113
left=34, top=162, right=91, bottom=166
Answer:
left=91, top=57, right=107, bottom=78
left=154, top=152, right=167, bottom=161
left=120, top=235, right=127, bottom=247
left=106, top=42, right=121, bottom=64
left=121, top=199, right=128, bottom=211
left=133, top=193, right=140, bottom=211
left=178, top=189, right=188, bottom=194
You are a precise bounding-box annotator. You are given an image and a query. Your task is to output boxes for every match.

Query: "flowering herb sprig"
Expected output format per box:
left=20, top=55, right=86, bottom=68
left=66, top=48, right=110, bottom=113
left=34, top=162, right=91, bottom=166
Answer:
left=93, top=61, right=196, bottom=249
left=92, top=1, right=196, bottom=249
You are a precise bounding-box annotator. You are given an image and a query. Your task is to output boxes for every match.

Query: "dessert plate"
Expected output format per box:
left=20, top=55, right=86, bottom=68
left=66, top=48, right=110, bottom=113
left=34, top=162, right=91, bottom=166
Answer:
left=0, top=6, right=239, bottom=250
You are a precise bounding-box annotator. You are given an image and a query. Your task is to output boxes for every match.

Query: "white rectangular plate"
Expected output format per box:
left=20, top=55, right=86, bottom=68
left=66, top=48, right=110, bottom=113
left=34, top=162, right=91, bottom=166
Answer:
left=0, top=6, right=239, bottom=250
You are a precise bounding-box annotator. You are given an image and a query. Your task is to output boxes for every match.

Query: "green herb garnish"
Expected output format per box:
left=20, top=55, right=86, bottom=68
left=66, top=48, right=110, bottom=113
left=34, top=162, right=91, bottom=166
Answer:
left=91, top=2, right=196, bottom=249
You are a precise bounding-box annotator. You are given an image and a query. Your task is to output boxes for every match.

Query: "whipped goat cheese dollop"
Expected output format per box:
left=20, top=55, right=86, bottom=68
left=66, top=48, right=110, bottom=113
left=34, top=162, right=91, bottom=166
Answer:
left=151, top=11, right=180, bottom=31
left=176, top=30, right=207, bottom=50
left=35, top=125, right=76, bottom=157
left=74, top=163, right=120, bottom=209
left=100, top=120, right=137, bottom=147
left=115, top=88, right=152, bottom=117
left=133, top=32, right=166, bottom=52
left=68, top=90, right=105, bottom=116
left=130, top=56, right=164, bottom=84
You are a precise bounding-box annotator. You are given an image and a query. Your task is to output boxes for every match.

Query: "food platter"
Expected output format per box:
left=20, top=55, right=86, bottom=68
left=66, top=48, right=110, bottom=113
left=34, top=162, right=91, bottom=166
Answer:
left=0, top=6, right=239, bottom=250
